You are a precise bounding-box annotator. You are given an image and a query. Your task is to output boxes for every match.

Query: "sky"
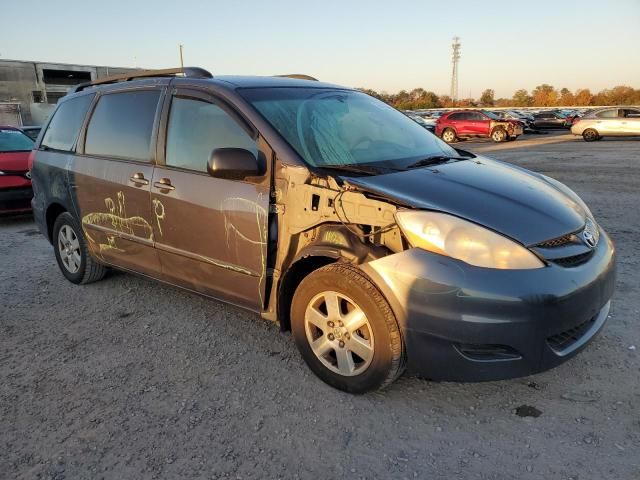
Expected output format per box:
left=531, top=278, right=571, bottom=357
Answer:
left=1, top=0, right=639, bottom=98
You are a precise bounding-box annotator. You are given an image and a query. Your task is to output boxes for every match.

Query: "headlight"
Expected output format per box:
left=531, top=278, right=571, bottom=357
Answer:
left=395, top=210, right=544, bottom=269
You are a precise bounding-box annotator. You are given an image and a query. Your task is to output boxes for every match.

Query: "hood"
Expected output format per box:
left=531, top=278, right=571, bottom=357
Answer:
left=345, top=157, right=586, bottom=246
left=0, top=151, right=30, bottom=171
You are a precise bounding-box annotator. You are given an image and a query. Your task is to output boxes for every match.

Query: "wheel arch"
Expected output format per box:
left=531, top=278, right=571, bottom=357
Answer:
left=45, top=202, right=68, bottom=244
left=278, top=253, right=339, bottom=332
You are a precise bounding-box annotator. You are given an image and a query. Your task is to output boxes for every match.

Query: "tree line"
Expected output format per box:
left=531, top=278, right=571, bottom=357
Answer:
left=359, top=84, right=640, bottom=110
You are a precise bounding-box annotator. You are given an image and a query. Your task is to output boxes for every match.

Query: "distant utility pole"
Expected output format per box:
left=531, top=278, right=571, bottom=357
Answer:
left=450, top=36, right=461, bottom=103
left=179, top=44, right=184, bottom=72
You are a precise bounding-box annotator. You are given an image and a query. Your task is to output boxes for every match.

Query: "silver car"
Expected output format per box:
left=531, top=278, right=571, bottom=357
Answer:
left=571, top=106, right=640, bottom=141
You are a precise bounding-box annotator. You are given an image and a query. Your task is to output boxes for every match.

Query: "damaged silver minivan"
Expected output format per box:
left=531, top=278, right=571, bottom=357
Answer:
left=31, top=68, right=616, bottom=392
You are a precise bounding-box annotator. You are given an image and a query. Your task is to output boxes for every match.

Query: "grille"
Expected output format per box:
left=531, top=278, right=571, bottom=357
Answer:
left=550, top=251, right=593, bottom=267
left=535, top=233, right=576, bottom=248
left=547, top=315, right=597, bottom=353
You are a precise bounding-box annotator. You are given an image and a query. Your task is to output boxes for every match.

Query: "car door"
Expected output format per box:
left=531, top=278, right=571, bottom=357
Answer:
left=150, top=87, right=270, bottom=310
left=619, top=108, right=640, bottom=135
left=447, top=112, right=468, bottom=135
left=592, top=109, right=619, bottom=135
left=467, top=112, right=490, bottom=136
left=533, top=113, right=548, bottom=128
left=71, top=87, right=163, bottom=277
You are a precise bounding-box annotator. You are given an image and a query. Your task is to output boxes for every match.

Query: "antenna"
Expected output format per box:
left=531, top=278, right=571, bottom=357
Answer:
left=450, top=36, right=461, bottom=103
left=179, top=44, right=184, bottom=72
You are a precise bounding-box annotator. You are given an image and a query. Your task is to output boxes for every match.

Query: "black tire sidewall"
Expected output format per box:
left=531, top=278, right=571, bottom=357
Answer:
left=291, top=265, right=399, bottom=393
left=583, top=129, right=598, bottom=142
left=53, top=212, right=88, bottom=284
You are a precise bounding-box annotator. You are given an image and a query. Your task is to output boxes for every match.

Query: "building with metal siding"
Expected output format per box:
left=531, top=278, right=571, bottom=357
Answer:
left=0, top=59, right=137, bottom=125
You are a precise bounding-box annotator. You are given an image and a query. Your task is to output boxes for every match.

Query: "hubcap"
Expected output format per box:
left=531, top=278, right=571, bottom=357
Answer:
left=443, top=131, right=454, bottom=142
left=57, top=225, right=81, bottom=274
left=304, top=291, right=374, bottom=376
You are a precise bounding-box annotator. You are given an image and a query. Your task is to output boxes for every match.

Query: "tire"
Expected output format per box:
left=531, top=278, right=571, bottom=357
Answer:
left=291, top=263, right=405, bottom=393
left=53, top=212, right=107, bottom=284
left=491, top=128, right=507, bottom=143
left=441, top=128, right=457, bottom=143
left=582, top=129, right=599, bottom=142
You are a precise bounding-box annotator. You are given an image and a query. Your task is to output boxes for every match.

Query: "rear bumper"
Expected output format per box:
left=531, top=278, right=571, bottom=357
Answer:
left=0, top=187, right=33, bottom=214
left=361, top=230, right=616, bottom=381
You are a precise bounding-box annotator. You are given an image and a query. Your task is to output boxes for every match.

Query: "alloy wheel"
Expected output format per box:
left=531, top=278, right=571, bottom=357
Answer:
left=304, top=291, right=374, bottom=376
left=58, top=224, right=81, bottom=274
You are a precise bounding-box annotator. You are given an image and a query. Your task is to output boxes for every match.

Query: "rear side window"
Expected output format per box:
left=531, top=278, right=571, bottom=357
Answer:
left=85, top=90, right=160, bottom=161
left=41, top=94, right=94, bottom=151
left=595, top=109, right=617, bottom=118
left=165, top=97, right=257, bottom=173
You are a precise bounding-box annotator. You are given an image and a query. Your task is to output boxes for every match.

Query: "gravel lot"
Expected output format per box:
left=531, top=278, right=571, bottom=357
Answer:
left=1, top=132, right=638, bottom=479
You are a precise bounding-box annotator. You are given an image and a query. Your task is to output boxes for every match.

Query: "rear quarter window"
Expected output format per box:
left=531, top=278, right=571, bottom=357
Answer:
left=84, top=90, right=161, bottom=161
left=41, top=94, right=95, bottom=151
left=595, top=109, right=617, bottom=119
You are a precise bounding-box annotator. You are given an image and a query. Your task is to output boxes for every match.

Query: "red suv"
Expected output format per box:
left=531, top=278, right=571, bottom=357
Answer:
left=0, top=126, right=34, bottom=214
left=436, top=110, right=523, bottom=143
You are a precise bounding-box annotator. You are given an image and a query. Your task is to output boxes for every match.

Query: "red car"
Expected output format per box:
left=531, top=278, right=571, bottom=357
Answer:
left=0, top=126, right=34, bottom=215
left=435, top=110, right=524, bottom=143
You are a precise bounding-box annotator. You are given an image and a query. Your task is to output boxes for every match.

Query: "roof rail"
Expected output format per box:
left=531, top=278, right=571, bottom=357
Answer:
left=72, top=67, right=213, bottom=92
left=274, top=74, right=319, bottom=81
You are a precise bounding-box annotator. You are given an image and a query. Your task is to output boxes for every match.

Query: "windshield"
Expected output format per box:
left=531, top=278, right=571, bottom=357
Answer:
left=482, top=110, right=501, bottom=120
left=0, top=128, right=34, bottom=153
left=240, top=88, right=457, bottom=168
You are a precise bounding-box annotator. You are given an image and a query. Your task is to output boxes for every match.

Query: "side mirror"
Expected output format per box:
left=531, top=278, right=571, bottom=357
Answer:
left=207, top=148, right=261, bottom=180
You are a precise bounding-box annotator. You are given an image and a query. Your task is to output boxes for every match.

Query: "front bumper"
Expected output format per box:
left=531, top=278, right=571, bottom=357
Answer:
left=361, top=230, right=616, bottom=381
left=0, top=187, right=33, bottom=214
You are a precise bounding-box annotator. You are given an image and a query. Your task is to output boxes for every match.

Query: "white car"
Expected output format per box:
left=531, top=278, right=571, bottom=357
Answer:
left=571, top=107, right=640, bottom=141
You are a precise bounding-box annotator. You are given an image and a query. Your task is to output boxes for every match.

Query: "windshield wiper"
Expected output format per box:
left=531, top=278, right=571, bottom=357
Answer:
left=316, top=164, right=395, bottom=176
left=406, top=155, right=466, bottom=169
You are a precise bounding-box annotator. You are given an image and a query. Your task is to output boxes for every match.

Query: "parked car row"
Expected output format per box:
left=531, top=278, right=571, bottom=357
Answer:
left=407, top=106, right=640, bottom=143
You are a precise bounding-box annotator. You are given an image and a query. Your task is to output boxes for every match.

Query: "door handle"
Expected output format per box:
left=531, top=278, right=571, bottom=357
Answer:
left=130, top=172, right=149, bottom=186
left=153, top=178, right=175, bottom=191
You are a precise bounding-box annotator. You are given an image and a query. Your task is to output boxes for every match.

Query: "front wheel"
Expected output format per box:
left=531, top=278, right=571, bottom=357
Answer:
left=582, top=128, right=599, bottom=142
left=291, top=263, right=405, bottom=393
left=53, top=212, right=107, bottom=284
left=491, top=128, right=507, bottom=142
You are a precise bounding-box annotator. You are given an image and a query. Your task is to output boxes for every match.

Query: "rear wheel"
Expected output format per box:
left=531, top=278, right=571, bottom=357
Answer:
left=441, top=128, right=457, bottom=143
left=291, top=263, right=405, bottom=393
left=53, top=212, right=107, bottom=284
left=491, top=128, right=507, bottom=142
left=582, top=128, right=599, bottom=142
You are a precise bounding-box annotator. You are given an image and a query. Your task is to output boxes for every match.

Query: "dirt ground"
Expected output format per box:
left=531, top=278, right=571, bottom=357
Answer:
left=1, top=132, right=639, bottom=479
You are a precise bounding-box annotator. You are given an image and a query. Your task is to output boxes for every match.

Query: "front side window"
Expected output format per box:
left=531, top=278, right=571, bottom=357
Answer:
left=41, top=94, right=94, bottom=151
left=481, top=110, right=499, bottom=120
left=0, top=128, right=34, bottom=152
left=165, top=97, right=257, bottom=172
left=621, top=109, right=640, bottom=118
left=240, top=88, right=456, bottom=168
left=85, top=90, right=160, bottom=161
